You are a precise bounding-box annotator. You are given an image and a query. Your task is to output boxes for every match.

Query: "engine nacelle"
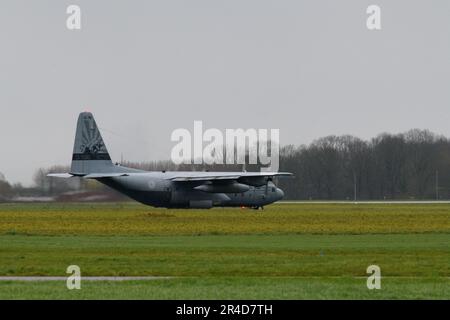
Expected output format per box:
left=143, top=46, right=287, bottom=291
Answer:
left=194, top=182, right=250, bottom=193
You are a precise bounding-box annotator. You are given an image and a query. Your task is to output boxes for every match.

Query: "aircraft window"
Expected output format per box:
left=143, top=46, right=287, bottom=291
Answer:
left=272, top=187, right=276, bottom=192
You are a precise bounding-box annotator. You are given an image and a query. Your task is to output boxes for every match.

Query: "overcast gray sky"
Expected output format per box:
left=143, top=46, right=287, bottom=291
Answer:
left=1, top=0, right=449, bottom=185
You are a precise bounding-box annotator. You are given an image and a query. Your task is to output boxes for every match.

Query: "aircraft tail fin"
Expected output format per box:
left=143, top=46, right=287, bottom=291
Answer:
left=70, top=112, right=115, bottom=175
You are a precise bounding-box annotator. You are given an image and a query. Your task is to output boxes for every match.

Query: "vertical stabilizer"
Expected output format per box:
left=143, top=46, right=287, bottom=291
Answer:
left=71, top=112, right=114, bottom=174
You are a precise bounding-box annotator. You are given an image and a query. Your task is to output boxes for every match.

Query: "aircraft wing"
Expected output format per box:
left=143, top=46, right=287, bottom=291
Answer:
left=169, top=172, right=293, bottom=182
left=47, top=173, right=74, bottom=178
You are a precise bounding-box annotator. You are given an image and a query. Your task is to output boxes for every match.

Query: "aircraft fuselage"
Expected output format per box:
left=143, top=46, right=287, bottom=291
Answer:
left=98, top=172, right=284, bottom=209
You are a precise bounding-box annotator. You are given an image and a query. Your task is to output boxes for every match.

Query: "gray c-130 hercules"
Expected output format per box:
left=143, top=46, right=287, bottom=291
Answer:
left=48, top=112, right=292, bottom=209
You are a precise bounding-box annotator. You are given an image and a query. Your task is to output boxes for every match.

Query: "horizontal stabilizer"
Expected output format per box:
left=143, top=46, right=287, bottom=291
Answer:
left=83, top=173, right=130, bottom=179
left=46, top=173, right=74, bottom=178
left=47, top=173, right=129, bottom=179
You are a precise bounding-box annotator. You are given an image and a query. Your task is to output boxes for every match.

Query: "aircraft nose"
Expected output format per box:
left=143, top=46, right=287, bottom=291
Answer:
left=276, top=188, right=284, bottom=200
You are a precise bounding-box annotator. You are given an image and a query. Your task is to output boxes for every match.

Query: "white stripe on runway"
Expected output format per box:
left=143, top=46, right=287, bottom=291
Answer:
left=0, top=276, right=172, bottom=281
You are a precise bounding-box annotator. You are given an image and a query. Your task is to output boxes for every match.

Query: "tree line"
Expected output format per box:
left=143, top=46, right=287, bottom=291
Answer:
left=2, top=129, right=450, bottom=201
left=278, top=129, right=450, bottom=200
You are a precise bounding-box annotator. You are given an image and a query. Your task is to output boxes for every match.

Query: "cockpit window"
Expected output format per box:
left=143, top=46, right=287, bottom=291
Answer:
left=272, top=187, right=276, bottom=192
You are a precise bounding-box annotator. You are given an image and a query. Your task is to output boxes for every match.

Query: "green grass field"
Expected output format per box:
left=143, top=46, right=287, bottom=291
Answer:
left=0, top=202, right=449, bottom=299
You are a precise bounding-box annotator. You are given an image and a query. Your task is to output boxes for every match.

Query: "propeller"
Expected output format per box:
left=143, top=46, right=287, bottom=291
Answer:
left=264, top=177, right=272, bottom=196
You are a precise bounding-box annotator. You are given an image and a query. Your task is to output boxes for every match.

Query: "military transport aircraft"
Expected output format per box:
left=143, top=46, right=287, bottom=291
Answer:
left=48, top=112, right=292, bottom=209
